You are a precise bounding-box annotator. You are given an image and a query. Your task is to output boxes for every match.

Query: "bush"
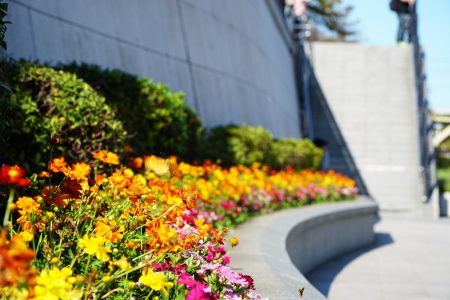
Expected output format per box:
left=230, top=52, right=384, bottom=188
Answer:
left=0, top=60, right=126, bottom=171
left=438, top=156, right=450, bottom=192
left=61, top=63, right=203, bottom=160
left=267, top=138, right=323, bottom=170
left=202, top=124, right=323, bottom=170
left=202, top=125, right=273, bottom=167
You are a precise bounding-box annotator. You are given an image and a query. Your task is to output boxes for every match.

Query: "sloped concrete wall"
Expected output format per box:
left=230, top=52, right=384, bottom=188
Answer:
left=229, top=199, right=377, bottom=299
left=4, top=0, right=301, bottom=138
left=310, top=42, right=425, bottom=214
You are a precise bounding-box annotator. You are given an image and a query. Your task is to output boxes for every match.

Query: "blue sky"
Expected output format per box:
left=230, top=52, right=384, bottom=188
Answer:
left=346, top=0, right=450, bottom=113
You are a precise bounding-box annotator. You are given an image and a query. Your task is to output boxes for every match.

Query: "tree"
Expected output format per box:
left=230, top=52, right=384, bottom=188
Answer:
left=307, top=0, right=357, bottom=42
left=0, top=1, right=9, bottom=50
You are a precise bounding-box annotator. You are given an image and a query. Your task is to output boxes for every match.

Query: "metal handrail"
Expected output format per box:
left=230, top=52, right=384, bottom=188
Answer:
left=410, top=1, right=437, bottom=201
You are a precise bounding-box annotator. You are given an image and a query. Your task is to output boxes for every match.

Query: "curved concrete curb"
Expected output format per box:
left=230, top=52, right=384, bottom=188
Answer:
left=229, top=197, right=378, bottom=299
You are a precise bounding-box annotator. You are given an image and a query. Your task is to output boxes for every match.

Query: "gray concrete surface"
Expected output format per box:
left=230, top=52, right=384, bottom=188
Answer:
left=228, top=199, right=378, bottom=299
left=5, top=0, right=301, bottom=138
left=310, top=42, right=434, bottom=217
left=308, top=215, right=450, bottom=300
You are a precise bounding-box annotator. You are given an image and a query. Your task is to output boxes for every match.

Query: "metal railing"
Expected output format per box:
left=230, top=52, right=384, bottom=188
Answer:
left=410, top=2, right=437, bottom=202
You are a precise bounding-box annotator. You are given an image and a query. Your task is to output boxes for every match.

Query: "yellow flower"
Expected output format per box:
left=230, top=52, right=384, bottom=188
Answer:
left=34, top=267, right=82, bottom=300
left=145, top=155, right=171, bottom=176
left=78, top=235, right=111, bottom=262
left=230, top=236, right=239, bottom=247
left=139, top=269, right=173, bottom=296
left=18, top=231, right=34, bottom=242
left=70, top=163, right=91, bottom=181
left=114, top=257, right=132, bottom=271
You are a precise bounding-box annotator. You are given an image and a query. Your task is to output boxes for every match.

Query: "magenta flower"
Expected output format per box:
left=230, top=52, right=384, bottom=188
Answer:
left=186, top=283, right=210, bottom=300
left=178, top=271, right=197, bottom=289
left=221, top=201, right=232, bottom=210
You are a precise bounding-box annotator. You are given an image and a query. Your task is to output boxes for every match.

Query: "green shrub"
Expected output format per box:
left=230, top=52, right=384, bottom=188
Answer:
left=202, top=124, right=323, bottom=170
left=267, top=138, right=323, bottom=170
left=202, top=125, right=273, bottom=167
left=438, top=156, right=450, bottom=192
left=0, top=60, right=126, bottom=171
left=61, top=63, right=203, bottom=160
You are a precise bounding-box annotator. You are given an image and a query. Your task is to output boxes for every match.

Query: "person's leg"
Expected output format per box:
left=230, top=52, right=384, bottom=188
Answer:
left=397, top=13, right=405, bottom=42
left=397, top=13, right=411, bottom=42
left=404, top=14, right=412, bottom=42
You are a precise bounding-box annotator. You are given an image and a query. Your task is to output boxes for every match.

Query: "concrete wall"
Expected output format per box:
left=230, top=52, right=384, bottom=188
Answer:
left=229, top=199, right=378, bottom=299
left=4, top=0, right=301, bottom=138
left=310, top=42, right=428, bottom=215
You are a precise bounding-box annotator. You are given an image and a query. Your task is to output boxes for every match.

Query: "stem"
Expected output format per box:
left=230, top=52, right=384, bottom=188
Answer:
left=84, top=255, right=91, bottom=275
left=92, top=261, right=149, bottom=292
left=3, top=187, right=15, bottom=227
left=100, top=288, right=124, bottom=299
left=69, top=251, right=81, bottom=269
left=133, top=201, right=183, bottom=232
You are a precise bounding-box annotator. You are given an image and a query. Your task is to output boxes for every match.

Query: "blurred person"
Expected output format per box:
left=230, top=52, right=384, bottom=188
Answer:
left=284, top=0, right=308, bottom=36
left=390, top=0, right=416, bottom=43
left=285, top=0, right=308, bottom=17
left=313, top=138, right=329, bottom=172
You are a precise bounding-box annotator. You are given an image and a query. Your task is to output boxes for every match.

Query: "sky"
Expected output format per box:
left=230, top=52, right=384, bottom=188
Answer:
left=346, top=0, right=450, bottom=113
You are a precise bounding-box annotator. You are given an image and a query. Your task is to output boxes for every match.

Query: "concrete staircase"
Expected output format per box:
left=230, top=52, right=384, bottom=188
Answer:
left=309, top=42, right=435, bottom=216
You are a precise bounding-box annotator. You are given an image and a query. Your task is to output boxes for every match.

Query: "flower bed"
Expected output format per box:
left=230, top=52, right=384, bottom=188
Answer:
left=0, top=152, right=357, bottom=299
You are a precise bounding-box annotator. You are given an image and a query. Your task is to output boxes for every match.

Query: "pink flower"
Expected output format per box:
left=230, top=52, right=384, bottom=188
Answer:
left=186, top=283, right=210, bottom=300
left=221, top=201, right=232, bottom=210
left=222, top=255, right=231, bottom=265
left=198, top=263, right=221, bottom=274
left=178, top=271, right=197, bottom=289
left=216, top=266, right=248, bottom=285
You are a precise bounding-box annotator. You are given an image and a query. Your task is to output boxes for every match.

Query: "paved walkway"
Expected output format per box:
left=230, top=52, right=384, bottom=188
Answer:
left=307, top=216, right=450, bottom=300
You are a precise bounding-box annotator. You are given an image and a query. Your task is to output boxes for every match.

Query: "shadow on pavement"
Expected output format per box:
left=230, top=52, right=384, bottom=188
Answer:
left=306, top=232, right=394, bottom=297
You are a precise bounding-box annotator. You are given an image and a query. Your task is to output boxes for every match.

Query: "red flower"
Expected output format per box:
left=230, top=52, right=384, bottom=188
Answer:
left=0, top=165, right=31, bottom=187
left=240, top=273, right=255, bottom=290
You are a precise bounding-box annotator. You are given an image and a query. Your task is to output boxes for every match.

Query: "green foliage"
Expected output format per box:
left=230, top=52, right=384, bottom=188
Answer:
left=61, top=63, right=203, bottom=160
left=438, top=156, right=450, bottom=192
left=202, top=125, right=273, bottom=167
left=202, top=125, right=323, bottom=170
left=307, top=0, right=357, bottom=42
left=267, top=138, right=323, bottom=170
left=0, top=60, right=126, bottom=171
left=0, top=1, right=9, bottom=50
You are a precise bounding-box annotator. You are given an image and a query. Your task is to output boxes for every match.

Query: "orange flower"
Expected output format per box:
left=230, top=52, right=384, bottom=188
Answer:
left=146, top=221, right=182, bottom=253
left=182, top=191, right=197, bottom=209
left=108, top=171, right=131, bottom=190
left=70, top=163, right=91, bottom=181
left=37, top=171, right=50, bottom=178
left=123, top=145, right=133, bottom=153
left=48, top=157, right=68, bottom=174
left=0, top=230, right=36, bottom=287
left=16, top=197, right=42, bottom=232
left=126, top=182, right=150, bottom=201
left=194, top=219, right=210, bottom=239
left=129, top=157, right=143, bottom=170
left=16, top=197, right=41, bottom=216
left=92, top=150, right=120, bottom=165
left=0, top=165, right=31, bottom=187
left=95, top=219, right=124, bottom=243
